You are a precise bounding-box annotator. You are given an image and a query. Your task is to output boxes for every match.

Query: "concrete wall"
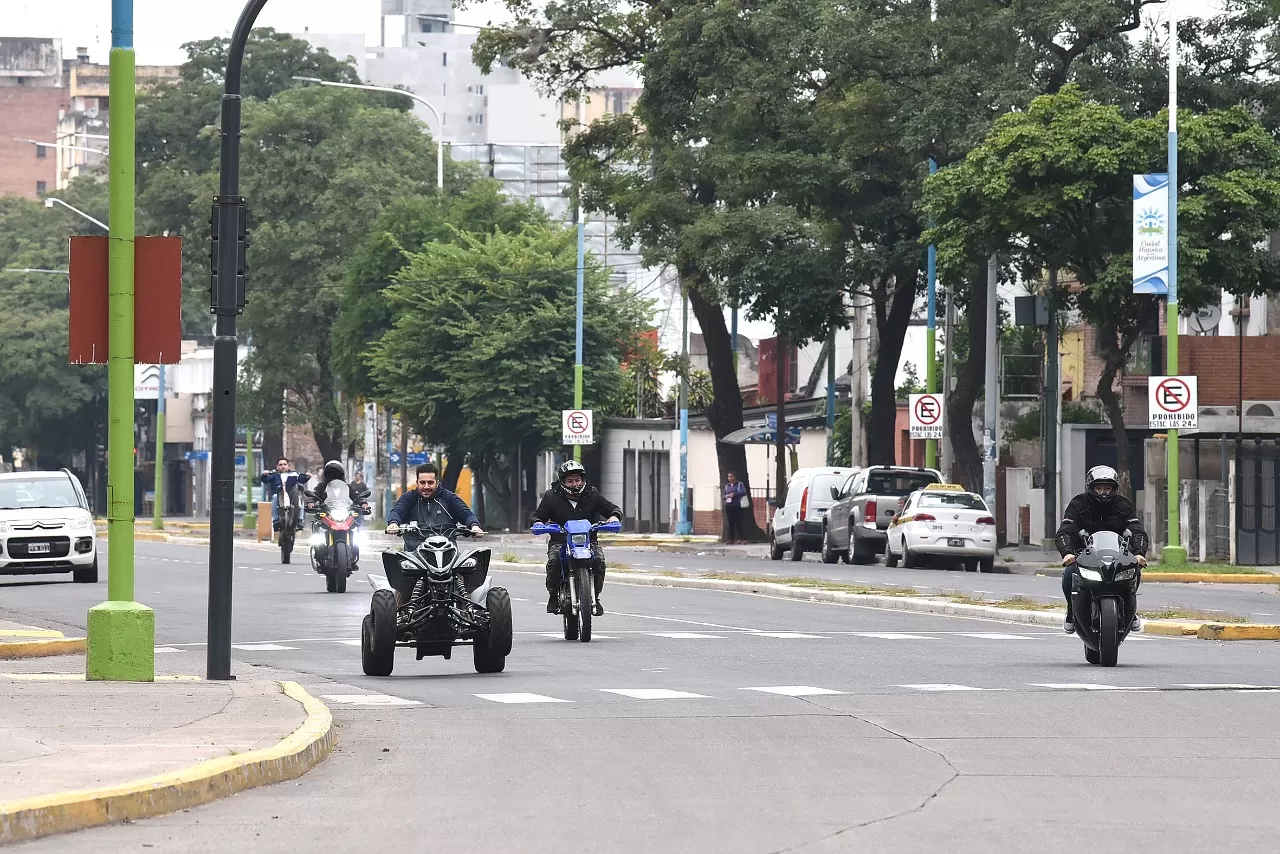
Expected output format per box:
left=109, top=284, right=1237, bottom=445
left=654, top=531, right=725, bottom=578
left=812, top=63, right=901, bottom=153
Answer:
left=599, top=419, right=673, bottom=509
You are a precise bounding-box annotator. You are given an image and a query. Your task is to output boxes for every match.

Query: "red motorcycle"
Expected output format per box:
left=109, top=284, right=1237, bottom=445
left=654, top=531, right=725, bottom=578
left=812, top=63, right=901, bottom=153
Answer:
left=307, top=481, right=371, bottom=594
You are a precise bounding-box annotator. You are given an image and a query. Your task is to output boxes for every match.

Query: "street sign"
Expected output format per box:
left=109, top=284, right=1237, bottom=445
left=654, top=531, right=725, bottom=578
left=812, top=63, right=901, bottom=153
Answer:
left=562, top=409, right=594, bottom=445
left=765, top=412, right=777, bottom=429
left=909, top=393, right=944, bottom=440
left=1132, top=173, right=1170, bottom=295
left=388, top=451, right=429, bottom=467
left=1148, top=376, right=1198, bottom=430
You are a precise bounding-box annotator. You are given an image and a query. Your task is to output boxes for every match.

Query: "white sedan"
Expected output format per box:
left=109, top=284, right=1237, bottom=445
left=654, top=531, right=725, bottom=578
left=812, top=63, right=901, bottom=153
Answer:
left=884, top=485, right=996, bottom=572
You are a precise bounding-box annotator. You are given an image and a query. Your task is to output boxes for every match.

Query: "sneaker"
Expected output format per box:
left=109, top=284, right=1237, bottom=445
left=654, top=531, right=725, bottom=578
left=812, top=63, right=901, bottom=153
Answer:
left=546, top=593, right=558, bottom=614
left=1130, top=617, right=1143, bottom=633
left=592, top=600, right=604, bottom=617
left=1063, top=619, right=1076, bottom=635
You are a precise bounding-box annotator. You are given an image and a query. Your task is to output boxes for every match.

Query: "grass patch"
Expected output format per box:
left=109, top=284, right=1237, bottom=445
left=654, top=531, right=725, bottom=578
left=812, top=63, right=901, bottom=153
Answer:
left=1140, top=607, right=1249, bottom=623
left=1145, top=563, right=1274, bottom=575
left=991, top=595, right=1060, bottom=612
left=500, top=552, right=521, bottom=563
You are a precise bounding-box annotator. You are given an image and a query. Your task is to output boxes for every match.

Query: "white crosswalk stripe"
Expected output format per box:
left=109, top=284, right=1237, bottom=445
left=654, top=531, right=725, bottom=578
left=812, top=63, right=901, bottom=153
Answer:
left=650, top=632, right=725, bottom=639
left=601, top=689, right=710, bottom=700
left=232, top=643, right=298, bottom=651
left=749, top=632, right=830, bottom=639
left=322, top=694, right=422, bottom=706
left=475, top=693, right=572, bottom=704
left=1029, top=683, right=1156, bottom=691
left=898, top=684, right=994, bottom=692
left=743, top=686, right=845, bottom=696
left=956, top=633, right=1036, bottom=640
left=852, top=632, right=936, bottom=640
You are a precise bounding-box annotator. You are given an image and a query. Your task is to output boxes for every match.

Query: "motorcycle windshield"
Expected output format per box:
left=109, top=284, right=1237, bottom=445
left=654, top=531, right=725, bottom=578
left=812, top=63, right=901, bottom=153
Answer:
left=1089, top=530, right=1123, bottom=559
left=326, top=481, right=353, bottom=517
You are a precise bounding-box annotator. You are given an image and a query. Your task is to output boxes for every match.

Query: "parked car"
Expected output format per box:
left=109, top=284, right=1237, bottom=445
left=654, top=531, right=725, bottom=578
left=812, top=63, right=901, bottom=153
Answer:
left=768, top=467, right=859, bottom=561
left=822, top=465, right=944, bottom=564
left=0, top=469, right=98, bottom=583
left=884, top=483, right=997, bottom=572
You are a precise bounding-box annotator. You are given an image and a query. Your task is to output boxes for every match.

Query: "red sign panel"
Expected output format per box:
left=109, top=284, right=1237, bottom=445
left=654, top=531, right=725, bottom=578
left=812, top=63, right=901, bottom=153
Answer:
left=69, top=235, right=182, bottom=365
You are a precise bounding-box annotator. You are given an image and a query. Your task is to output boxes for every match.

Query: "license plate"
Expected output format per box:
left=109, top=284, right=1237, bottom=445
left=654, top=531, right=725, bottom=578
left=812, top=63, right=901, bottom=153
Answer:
left=27, top=543, right=50, bottom=554
left=947, top=538, right=964, bottom=548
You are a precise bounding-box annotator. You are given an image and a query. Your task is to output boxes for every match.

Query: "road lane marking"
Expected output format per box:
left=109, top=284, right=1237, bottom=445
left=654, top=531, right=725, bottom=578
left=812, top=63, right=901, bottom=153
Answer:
left=600, top=689, right=710, bottom=700
left=535, top=632, right=617, bottom=639
left=608, top=611, right=756, bottom=631
left=747, top=632, right=829, bottom=639
left=650, top=632, right=725, bottom=639
left=852, top=632, right=935, bottom=640
left=956, top=633, right=1036, bottom=640
left=153, top=646, right=182, bottom=653
left=743, top=686, right=845, bottom=696
left=897, top=684, right=994, bottom=692
left=1029, top=683, right=1156, bottom=691
left=232, top=643, right=298, bottom=651
left=322, top=694, right=422, bottom=707
left=1176, top=683, right=1265, bottom=690
left=475, top=693, right=571, bottom=704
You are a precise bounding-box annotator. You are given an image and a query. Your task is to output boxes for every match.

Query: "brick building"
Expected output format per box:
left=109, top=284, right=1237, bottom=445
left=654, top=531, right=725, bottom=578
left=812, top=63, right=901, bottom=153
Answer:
left=0, top=38, right=66, bottom=199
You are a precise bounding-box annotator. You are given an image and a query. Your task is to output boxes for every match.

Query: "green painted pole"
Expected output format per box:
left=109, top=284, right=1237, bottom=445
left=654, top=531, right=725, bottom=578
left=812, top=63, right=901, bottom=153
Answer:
left=925, top=157, right=938, bottom=471
left=1164, top=19, right=1186, bottom=566
left=243, top=422, right=255, bottom=528
left=88, top=0, right=154, bottom=682
left=152, top=365, right=165, bottom=529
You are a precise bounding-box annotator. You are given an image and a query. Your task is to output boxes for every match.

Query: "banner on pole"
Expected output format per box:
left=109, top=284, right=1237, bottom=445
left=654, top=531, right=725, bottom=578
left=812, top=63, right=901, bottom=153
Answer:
left=1133, top=174, right=1170, bottom=295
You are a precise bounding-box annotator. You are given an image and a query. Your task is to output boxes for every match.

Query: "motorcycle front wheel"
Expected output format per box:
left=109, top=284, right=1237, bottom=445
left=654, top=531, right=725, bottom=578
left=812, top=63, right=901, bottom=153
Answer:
left=1098, top=597, right=1120, bottom=667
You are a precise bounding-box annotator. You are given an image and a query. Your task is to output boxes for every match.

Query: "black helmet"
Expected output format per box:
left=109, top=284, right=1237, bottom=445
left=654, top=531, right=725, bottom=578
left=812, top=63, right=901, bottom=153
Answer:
left=322, top=460, right=346, bottom=483
left=557, top=460, right=587, bottom=496
left=1085, top=465, right=1120, bottom=504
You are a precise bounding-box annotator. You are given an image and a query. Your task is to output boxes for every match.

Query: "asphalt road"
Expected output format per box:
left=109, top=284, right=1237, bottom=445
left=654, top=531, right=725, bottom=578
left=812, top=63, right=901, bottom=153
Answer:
left=490, top=538, right=1280, bottom=622
left=6, top=538, right=1280, bottom=852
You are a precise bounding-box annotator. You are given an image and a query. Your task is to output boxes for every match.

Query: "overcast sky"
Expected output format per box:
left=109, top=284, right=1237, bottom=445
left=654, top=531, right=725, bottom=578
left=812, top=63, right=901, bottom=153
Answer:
left=7, top=0, right=1228, bottom=66
left=6, top=0, right=515, bottom=65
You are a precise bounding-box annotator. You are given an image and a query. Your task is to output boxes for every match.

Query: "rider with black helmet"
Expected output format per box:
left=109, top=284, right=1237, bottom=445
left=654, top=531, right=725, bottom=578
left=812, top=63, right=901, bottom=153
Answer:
left=310, top=460, right=371, bottom=511
left=531, top=460, right=622, bottom=615
left=1055, top=465, right=1149, bottom=635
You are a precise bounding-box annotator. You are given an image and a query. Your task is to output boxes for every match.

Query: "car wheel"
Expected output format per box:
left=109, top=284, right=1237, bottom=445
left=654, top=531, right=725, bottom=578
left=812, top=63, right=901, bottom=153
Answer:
left=789, top=528, right=804, bottom=561
left=820, top=526, right=841, bottom=564
left=902, top=542, right=918, bottom=569
left=769, top=529, right=784, bottom=561
left=964, top=559, right=979, bottom=572
left=979, top=556, right=995, bottom=573
left=849, top=535, right=873, bottom=565
left=73, top=557, right=99, bottom=584
left=884, top=537, right=899, bottom=568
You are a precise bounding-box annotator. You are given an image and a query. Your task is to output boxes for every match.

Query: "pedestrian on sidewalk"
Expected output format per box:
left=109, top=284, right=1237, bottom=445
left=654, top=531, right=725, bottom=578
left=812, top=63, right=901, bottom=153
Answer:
left=723, top=472, right=748, bottom=544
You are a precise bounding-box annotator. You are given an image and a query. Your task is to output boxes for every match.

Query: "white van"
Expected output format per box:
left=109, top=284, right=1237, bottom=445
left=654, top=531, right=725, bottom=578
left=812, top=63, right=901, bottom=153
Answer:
left=768, top=467, right=858, bottom=561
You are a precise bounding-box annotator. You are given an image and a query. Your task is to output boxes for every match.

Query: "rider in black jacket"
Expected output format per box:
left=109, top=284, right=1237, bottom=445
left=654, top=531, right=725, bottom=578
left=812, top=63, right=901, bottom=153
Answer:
left=532, top=461, right=622, bottom=615
left=1055, top=465, right=1149, bottom=635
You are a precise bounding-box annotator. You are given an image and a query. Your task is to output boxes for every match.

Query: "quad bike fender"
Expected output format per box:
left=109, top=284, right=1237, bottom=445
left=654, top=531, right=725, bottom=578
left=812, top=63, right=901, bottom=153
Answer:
left=468, top=575, right=493, bottom=606
left=380, top=551, right=414, bottom=598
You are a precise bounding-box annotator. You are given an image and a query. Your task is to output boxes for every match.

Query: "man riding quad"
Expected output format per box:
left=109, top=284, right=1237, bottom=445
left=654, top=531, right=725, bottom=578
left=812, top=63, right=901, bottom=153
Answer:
left=387, top=463, right=485, bottom=606
left=531, top=460, right=622, bottom=616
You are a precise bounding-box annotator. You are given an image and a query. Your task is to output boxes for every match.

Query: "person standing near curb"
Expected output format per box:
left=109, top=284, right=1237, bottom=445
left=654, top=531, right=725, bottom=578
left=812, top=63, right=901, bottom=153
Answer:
left=723, top=471, right=748, bottom=544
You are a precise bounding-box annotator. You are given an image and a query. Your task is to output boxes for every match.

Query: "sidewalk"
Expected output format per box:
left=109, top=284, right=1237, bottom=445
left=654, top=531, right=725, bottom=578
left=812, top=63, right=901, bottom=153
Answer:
left=0, top=653, right=334, bottom=845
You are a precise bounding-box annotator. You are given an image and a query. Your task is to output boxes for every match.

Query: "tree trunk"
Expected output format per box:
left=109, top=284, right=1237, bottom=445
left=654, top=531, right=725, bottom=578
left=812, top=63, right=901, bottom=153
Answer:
left=866, top=267, right=920, bottom=465
left=687, top=281, right=766, bottom=542
left=948, top=264, right=987, bottom=493
left=310, top=336, right=344, bottom=463
left=262, top=429, right=283, bottom=471
left=441, top=445, right=464, bottom=493
left=1094, top=319, right=1141, bottom=498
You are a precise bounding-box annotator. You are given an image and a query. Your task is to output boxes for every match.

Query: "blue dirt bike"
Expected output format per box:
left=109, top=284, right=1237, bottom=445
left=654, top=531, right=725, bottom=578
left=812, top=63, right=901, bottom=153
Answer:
left=531, top=519, right=621, bottom=643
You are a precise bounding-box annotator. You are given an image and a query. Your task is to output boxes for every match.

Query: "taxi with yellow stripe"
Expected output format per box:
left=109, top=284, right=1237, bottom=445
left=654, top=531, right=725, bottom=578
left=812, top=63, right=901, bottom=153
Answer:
left=884, top=483, right=996, bottom=572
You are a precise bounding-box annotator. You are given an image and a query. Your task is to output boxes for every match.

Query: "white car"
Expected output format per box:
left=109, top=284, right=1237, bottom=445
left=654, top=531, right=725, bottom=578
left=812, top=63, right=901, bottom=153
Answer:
left=0, top=470, right=98, bottom=583
left=883, top=484, right=996, bottom=572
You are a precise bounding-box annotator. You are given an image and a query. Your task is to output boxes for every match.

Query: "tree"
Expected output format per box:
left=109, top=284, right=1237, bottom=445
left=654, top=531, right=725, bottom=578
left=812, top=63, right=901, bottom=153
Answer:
left=0, top=181, right=110, bottom=481
left=368, top=223, right=650, bottom=514
left=924, top=86, right=1280, bottom=492
left=232, top=85, right=441, bottom=462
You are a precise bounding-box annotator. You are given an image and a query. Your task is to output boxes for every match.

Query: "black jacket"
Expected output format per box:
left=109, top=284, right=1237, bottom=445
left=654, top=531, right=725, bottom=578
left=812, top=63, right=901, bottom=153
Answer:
left=531, top=485, right=622, bottom=533
left=1055, top=493, right=1149, bottom=557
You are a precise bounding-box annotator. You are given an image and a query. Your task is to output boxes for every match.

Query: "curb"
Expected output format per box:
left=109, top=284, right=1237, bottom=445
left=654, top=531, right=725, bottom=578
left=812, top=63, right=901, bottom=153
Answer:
left=488, top=563, right=1280, bottom=641
left=0, top=638, right=86, bottom=660
left=0, top=680, right=336, bottom=845
left=1197, top=624, right=1280, bottom=641
left=490, top=561, right=1065, bottom=628
left=1142, top=573, right=1280, bottom=585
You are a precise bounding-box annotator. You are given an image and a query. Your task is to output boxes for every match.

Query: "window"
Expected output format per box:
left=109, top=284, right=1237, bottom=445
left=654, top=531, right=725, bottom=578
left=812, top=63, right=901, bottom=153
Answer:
left=35, top=181, right=47, bottom=196
left=442, top=83, right=446, bottom=96
left=917, top=493, right=988, bottom=511
left=36, top=144, right=47, bottom=159
left=475, top=84, right=483, bottom=95
left=476, top=114, right=484, bottom=125
left=442, top=52, right=448, bottom=67
left=866, top=471, right=941, bottom=496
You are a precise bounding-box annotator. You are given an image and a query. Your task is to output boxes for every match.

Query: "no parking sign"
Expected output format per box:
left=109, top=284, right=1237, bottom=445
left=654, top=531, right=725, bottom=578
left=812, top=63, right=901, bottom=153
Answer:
left=562, top=409, right=594, bottom=445
left=909, top=393, right=944, bottom=440
left=1148, top=377, right=1197, bottom=430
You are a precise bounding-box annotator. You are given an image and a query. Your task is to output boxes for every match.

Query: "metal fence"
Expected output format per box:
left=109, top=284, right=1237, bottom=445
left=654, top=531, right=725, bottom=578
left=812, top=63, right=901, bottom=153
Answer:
left=1181, top=480, right=1232, bottom=563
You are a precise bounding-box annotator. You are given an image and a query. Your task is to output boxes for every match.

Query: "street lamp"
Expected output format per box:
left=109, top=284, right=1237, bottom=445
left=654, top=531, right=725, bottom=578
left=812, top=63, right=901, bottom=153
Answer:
left=44, top=197, right=109, bottom=231
left=15, top=137, right=108, bottom=156
left=291, top=77, right=445, bottom=192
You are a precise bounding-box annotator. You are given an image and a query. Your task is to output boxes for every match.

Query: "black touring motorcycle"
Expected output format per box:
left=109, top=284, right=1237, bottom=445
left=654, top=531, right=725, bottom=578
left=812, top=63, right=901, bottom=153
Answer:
left=361, top=523, right=513, bottom=676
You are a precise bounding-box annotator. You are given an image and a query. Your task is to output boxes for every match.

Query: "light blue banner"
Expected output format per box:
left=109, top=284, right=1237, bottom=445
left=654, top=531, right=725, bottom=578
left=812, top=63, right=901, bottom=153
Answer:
left=1133, top=174, right=1170, bottom=295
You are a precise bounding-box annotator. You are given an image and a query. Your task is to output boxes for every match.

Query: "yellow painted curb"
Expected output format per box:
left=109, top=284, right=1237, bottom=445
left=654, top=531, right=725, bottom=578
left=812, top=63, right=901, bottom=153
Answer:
left=0, top=638, right=86, bottom=660
left=1197, top=624, right=1280, bottom=641
left=0, top=630, right=63, bottom=639
left=0, top=680, right=336, bottom=845
left=1140, top=621, right=1202, bottom=637
left=1144, top=573, right=1279, bottom=584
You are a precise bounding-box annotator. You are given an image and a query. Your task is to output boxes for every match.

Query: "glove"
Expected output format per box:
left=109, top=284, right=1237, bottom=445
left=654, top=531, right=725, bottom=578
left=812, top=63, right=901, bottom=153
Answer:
left=386, top=523, right=401, bottom=535
left=1062, top=554, right=1077, bottom=566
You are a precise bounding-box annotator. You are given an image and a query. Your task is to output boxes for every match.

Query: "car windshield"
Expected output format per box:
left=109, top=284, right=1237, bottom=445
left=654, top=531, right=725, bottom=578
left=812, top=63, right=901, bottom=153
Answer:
left=0, top=477, right=82, bottom=510
left=867, top=472, right=939, bottom=496
left=918, top=493, right=987, bottom=511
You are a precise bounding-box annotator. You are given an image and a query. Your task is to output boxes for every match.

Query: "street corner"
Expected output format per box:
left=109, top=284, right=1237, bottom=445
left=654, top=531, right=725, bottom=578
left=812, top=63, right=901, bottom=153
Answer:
left=1196, top=624, right=1280, bottom=641
left=0, top=621, right=84, bottom=660
left=0, top=674, right=336, bottom=845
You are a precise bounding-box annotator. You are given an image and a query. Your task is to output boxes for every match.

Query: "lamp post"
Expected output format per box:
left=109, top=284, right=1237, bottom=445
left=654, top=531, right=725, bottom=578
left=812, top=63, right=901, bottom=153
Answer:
left=291, top=77, right=444, bottom=193
left=43, top=197, right=109, bottom=231
left=1164, top=13, right=1186, bottom=566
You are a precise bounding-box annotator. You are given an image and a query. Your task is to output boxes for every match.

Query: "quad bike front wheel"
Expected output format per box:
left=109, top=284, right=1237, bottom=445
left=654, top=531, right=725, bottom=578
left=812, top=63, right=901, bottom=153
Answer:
left=474, top=587, right=512, bottom=673
left=362, top=590, right=397, bottom=676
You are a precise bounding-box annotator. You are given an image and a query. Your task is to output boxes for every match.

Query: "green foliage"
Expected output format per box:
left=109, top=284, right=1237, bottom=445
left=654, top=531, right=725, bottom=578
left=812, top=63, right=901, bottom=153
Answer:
left=830, top=405, right=852, bottom=468
left=368, top=223, right=651, bottom=462
left=0, top=181, right=110, bottom=467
